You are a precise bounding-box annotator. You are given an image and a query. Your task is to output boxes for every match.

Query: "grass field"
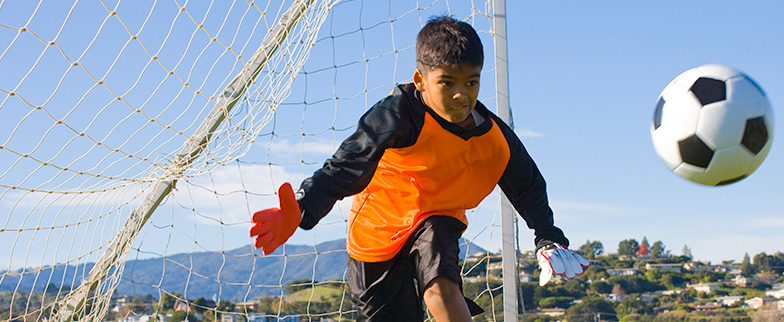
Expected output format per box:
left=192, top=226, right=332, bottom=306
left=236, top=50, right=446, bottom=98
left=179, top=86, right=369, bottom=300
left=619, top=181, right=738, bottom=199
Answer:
left=284, top=285, right=344, bottom=303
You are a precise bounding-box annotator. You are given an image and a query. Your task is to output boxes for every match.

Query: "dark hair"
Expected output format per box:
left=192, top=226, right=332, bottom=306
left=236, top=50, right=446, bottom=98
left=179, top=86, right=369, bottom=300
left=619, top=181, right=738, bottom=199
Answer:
left=416, top=16, right=483, bottom=72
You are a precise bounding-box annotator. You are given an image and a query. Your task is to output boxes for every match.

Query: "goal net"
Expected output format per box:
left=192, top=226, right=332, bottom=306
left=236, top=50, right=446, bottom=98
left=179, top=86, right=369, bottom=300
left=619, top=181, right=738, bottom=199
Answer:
left=0, top=0, right=521, bottom=321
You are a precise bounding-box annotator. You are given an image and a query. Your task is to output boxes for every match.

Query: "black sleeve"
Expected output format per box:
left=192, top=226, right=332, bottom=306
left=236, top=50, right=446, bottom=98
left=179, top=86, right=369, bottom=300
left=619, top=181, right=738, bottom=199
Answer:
left=296, top=85, right=420, bottom=229
left=490, top=113, right=570, bottom=249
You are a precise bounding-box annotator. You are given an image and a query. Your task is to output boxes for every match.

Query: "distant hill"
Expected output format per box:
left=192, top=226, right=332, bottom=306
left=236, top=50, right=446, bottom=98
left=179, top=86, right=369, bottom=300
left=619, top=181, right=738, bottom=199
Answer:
left=1, top=238, right=487, bottom=301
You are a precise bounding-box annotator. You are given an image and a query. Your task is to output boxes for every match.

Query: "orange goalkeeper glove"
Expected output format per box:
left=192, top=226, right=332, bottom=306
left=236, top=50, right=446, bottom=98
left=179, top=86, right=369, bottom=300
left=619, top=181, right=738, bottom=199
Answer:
left=250, top=182, right=301, bottom=255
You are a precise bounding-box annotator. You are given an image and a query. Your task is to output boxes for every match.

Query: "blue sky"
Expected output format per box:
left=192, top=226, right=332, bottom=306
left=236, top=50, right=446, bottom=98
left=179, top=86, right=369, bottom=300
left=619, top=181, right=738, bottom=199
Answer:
left=1, top=1, right=782, bottom=273
left=504, top=1, right=783, bottom=263
left=235, top=0, right=784, bottom=264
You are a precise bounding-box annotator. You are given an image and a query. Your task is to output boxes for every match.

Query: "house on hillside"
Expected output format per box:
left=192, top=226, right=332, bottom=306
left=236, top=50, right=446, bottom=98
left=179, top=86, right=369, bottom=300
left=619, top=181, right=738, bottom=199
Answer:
left=173, top=299, right=191, bottom=313
left=713, top=264, right=742, bottom=275
left=733, top=275, right=755, bottom=287
left=688, top=283, right=719, bottom=294
left=659, top=289, right=685, bottom=296
left=173, top=298, right=216, bottom=312
left=235, top=299, right=260, bottom=312
left=715, top=296, right=744, bottom=307
left=117, top=314, right=169, bottom=322
left=645, top=263, right=682, bottom=273
left=606, top=293, right=627, bottom=302
left=533, top=308, right=566, bottom=317
left=693, top=303, right=721, bottom=312
left=519, top=271, right=534, bottom=283
left=223, top=313, right=300, bottom=322
left=683, top=262, right=714, bottom=272
left=745, top=297, right=777, bottom=310
left=766, top=286, right=784, bottom=299
left=607, top=268, right=637, bottom=276
left=222, top=314, right=239, bottom=322
left=111, top=297, right=129, bottom=313
left=465, top=252, right=486, bottom=262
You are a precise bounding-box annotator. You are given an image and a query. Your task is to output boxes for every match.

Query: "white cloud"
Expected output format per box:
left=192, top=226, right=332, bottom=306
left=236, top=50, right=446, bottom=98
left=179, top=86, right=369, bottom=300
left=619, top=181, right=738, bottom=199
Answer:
left=745, top=217, right=784, bottom=228
left=515, top=127, right=544, bottom=138
left=179, top=161, right=355, bottom=230
left=262, top=137, right=342, bottom=158
left=178, top=163, right=306, bottom=225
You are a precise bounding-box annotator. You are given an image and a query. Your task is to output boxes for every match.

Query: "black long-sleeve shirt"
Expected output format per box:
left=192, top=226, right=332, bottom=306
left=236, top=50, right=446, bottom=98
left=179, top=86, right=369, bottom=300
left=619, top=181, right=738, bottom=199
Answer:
left=296, top=83, right=568, bottom=261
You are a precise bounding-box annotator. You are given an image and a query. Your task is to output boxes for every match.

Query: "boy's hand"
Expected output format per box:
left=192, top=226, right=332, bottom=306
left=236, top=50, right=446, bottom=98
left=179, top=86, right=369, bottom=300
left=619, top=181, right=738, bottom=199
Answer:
left=536, top=243, right=590, bottom=286
left=250, top=182, right=301, bottom=255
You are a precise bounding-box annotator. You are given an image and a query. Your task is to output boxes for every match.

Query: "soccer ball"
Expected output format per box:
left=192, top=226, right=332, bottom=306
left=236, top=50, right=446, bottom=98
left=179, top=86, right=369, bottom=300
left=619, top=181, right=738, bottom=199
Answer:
left=651, top=64, right=774, bottom=186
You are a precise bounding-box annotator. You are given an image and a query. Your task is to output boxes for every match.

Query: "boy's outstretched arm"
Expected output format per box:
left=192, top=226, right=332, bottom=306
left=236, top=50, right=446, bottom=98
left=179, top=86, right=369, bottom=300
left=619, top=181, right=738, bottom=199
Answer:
left=488, top=114, right=591, bottom=286
left=250, top=182, right=301, bottom=255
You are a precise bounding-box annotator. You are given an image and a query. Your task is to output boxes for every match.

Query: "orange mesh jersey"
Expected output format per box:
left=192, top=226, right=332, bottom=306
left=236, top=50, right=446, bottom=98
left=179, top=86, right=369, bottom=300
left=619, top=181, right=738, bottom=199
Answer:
left=297, top=83, right=568, bottom=262
left=347, top=111, right=509, bottom=261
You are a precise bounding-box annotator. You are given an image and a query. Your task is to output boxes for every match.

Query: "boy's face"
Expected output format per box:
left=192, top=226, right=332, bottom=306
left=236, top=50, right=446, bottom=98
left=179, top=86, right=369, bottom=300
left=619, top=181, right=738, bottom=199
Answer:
left=413, top=64, right=481, bottom=127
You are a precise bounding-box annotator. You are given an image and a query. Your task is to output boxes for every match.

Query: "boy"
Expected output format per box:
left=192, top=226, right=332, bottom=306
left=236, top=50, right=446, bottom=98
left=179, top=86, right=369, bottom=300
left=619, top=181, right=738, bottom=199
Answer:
left=250, top=16, right=588, bottom=321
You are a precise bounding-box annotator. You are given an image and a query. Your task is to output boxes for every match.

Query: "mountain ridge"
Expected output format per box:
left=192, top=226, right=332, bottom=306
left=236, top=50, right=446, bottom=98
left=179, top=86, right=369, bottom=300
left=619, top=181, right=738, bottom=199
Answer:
left=1, top=238, right=487, bottom=301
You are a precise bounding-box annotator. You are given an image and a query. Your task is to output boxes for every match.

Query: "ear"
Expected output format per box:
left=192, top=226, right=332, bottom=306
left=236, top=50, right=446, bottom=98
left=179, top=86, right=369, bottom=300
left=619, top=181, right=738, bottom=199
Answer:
left=413, top=69, right=425, bottom=92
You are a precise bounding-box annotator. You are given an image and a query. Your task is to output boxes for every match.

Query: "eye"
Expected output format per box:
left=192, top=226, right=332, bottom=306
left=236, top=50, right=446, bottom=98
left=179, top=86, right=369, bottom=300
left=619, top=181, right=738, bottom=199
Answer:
left=467, top=80, right=479, bottom=87
left=439, top=81, right=452, bottom=87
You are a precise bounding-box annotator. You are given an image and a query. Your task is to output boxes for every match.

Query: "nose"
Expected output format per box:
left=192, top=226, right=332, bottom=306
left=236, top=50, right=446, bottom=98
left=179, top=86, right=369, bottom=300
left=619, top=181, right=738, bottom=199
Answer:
left=452, top=87, right=466, bottom=100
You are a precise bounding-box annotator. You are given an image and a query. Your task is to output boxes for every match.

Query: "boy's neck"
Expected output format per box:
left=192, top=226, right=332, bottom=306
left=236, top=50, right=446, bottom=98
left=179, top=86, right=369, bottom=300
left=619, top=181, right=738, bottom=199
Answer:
left=455, top=113, right=477, bottom=131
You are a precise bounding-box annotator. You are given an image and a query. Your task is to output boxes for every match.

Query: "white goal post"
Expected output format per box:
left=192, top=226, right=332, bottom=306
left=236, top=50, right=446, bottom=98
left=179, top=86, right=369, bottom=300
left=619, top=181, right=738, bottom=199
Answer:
left=0, top=0, right=521, bottom=321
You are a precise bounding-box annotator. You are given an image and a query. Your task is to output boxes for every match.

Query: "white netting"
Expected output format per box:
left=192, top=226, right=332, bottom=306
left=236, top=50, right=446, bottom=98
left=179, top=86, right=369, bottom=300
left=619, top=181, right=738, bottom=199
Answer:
left=0, top=0, right=512, bottom=321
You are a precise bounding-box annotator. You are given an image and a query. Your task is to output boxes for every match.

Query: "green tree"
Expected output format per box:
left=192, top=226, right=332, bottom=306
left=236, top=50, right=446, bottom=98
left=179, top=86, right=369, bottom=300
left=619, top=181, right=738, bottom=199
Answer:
left=774, top=252, right=784, bottom=273
left=652, top=310, right=689, bottom=322
left=752, top=252, right=784, bottom=273
left=191, top=297, right=209, bottom=314
left=464, top=280, right=503, bottom=300
left=607, top=275, right=664, bottom=294
left=170, top=310, right=196, bottom=322
left=620, top=314, right=655, bottom=322
left=589, top=240, right=604, bottom=258
left=538, top=296, right=573, bottom=308
left=256, top=296, right=280, bottom=313
left=616, top=296, right=653, bottom=317
left=741, top=253, right=754, bottom=276
left=216, top=300, right=233, bottom=312
left=650, top=241, right=665, bottom=258
left=680, top=245, right=692, bottom=260
left=659, top=272, right=688, bottom=289
left=589, top=280, right=612, bottom=294
left=579, top=240, right=604, bottom=259
left=694, top=270, right=727, bottom=283
left=582, top=265, right=608, bottom=281
left=523, top=315, right=559, bottom=322
left=130, top=296, right=154, bottom=315
left=519, top=282, right=538, bottom=311
left=618, top=239, right=639, bottom=257
left=158, top=292, right=180, bottom=311
left=555, top=280, right=587, bottom=298
left=565, top=296, right=615, bottom=322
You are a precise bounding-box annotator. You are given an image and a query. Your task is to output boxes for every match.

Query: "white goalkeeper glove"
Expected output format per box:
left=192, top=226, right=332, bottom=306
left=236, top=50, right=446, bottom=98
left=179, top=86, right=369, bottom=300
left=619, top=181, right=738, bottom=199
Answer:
left=536, top=243, right=590, bottom=286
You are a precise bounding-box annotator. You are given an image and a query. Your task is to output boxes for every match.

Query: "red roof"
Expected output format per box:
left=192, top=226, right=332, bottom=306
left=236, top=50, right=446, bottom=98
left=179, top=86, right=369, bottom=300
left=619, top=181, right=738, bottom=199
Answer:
left=637, top=243, right=649, bottom=256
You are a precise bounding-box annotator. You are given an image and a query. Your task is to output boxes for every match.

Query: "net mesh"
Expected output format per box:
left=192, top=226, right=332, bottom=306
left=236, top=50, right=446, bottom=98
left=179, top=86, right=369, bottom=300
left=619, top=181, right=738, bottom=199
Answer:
left=0, top=0, right=512, bottom=321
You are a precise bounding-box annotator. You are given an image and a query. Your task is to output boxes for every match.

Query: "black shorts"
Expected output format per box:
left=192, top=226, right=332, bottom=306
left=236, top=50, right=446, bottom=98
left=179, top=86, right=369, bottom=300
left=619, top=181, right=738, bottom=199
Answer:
left=347, top=216, right=484, bottom=321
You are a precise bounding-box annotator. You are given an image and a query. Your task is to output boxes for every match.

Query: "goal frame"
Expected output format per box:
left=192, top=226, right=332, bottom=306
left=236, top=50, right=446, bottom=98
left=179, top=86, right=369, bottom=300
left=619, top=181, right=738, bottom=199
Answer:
left=1, top=0, right=521, bottom=320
